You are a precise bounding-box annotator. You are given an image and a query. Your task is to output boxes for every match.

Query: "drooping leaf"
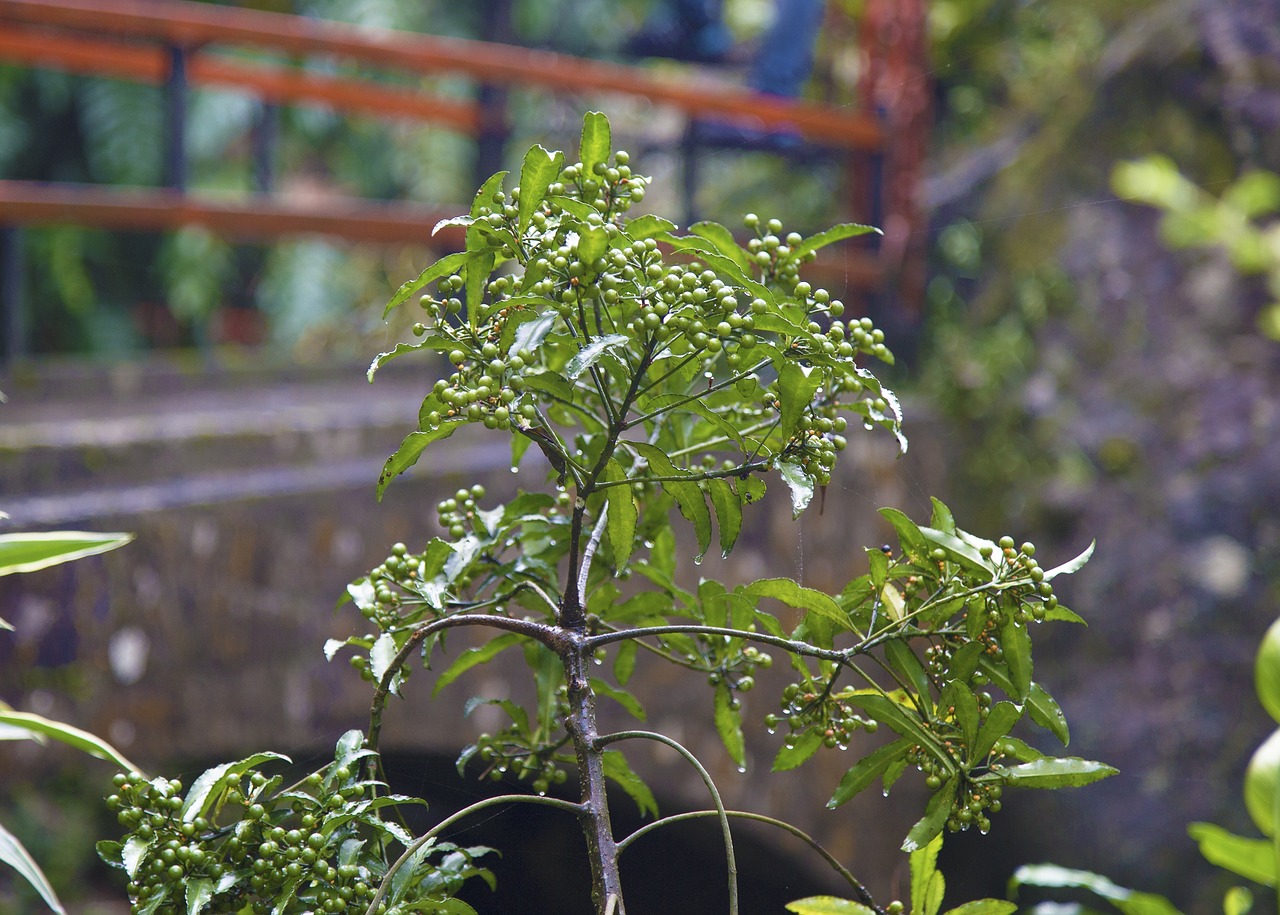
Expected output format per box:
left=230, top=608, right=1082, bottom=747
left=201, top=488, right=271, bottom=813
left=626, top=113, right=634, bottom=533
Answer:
left=591, top=679, right=646, bottom=720
left=614, top=639, right=638, bottom=685
left=827, top=738, right=912, bottom=808
left=601, top=749, right=659, bottom=819
left=885, top=640, right=932, bottom=716
left=1187, top=822, right=1276, bottom=886
left=1000, top=617, right=1033, bottom=701
left=997, top=757, right=1118, bottom=789
left=383, top=249, right=492, bottom=318
left=377, top=423, right=463, bottom=500
left=688, top=479, right=736, bottom=562
left=0, top=821, right=66, bottom=914
left=785, top=898, right=876, bottom=915
left=880, top=508, right=929, bottom=565
left=1027, top=681, right=1070, bottom=745
left=714, top=682, right=746, bottom=768
left=370, top=633, right=400, bottom=686
left=1008, top=865, right=1183, bottom=915
left=778, top=461, right=815, bottom=517
left=910, top=832, right=944, bottom=915
left=971, top=702, right=1023, bottom=762
left=629, top=443, right=712, bottom=558
left=181, top=751, right=289, bottom=822
left=902, top=777, right=957, bottom=852
left=602, top=460, right=638, bottom=568
left=579, top=111, right=611, bottom=179
left=0, top=711, right=141, bottom=773
left=0, top=531, right=133, bottom=576
left=773, top=728, right=825, bottom=772
left=777, top=360, right=821, bottom=442
left=517, top=145, right=565, bottom=233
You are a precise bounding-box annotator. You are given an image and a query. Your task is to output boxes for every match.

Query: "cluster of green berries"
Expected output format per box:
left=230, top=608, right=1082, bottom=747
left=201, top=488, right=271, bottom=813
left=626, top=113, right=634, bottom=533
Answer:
left=907, top=741, right=1009, bottom=835
left=764, top=680, right=880, bottom=749
left=705, top=644, right=774, bottom=698
left=472, top=684, right=573, bottom=796
left=436, top=484, right=488, bottom=539
left=548, top=149, right=647, bottom=211
left=984, top=537, right=1059, bottom=623
left=744, top=213, right=812, bottom=289
left=105, top=768, right=386, bottom=914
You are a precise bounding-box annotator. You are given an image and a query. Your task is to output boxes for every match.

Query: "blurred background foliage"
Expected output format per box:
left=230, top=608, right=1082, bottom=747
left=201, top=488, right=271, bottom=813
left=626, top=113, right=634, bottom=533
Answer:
left=4, top=0, right=1280, bottom=908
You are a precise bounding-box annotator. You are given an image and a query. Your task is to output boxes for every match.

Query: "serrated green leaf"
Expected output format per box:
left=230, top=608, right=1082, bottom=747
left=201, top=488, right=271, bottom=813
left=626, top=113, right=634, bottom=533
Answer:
left=659, top=232, right=775, bottom=303
left=778, top=461, right=815, bottom=517
left=743, top=578, right=851, bottom=628
left=910, top=832, right=942, bottom=915
left=1043, top=540, right=1095, bottom=580
left=517, top=145, right=565, bottom=233
left=903, top=777, right=956, bottom=853
left=377, top=424, right=463, bottom=500
left=773, top=728, right=825, bottom=772
left=707, top=478, right=743, bottom=558
left=185, top=876, right=214, bottom=915
left=1187, top=822, right=1275, bottom=886
left=370, top=632, right=400, bottom=686
left=434, top=633, right=524, bottom=696
left=689, top=220, right=753, bottom=272
left=714, top=682, right=745, bottom=768
left=1027, top=681, right=1069, bottom=745
left=121, top=834, right=149, bottom=880
left=778, top=360, right=821, bottom=442
left=602, top=460, right=638, bottom=568
left=182, top=751, right=289, bottom=821
left=827, top=738, right=912, bottom=808
left=579, top=111, right=611, bottom=178
left=578, top=225, right=608, bottom=265
left=471, top=170, right=509, bottom=218
left=792, top=222, right=881, bottom=257
left=998, top=757, right=1117, bottom=789
left=0, top=711, right=141, bottom=773
left=0, top=821, right=66, bottom=914
left=602, top=750, right=659, bottom=819
left=0, top=532, right=133, bottom=577
left=786, top=898, right=876, bottom=915
left=566, top=334, right=629, bottom=379
left=384, top=249, right=485, bottom=318
left=626, top=214, right=678, bottom=239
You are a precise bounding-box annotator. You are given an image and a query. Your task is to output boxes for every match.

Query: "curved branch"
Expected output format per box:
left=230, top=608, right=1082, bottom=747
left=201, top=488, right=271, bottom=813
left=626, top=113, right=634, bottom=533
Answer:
left=584, top=623, right=859, bottom=665
left=615, top=809, right=882, bottom=913
left=363, top=793, right=585, bottom=915
left=597, top=729, right=738, bottom=915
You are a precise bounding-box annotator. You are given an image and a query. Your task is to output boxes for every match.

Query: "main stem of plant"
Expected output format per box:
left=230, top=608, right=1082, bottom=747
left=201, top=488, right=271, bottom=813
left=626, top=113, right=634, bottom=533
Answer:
left=563, top=636, right=626, bottom=914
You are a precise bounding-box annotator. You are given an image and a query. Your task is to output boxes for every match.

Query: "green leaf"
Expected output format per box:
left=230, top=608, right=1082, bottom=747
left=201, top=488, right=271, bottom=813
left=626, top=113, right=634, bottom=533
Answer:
left=928, top=498, right=956, bottom=535
left=376, top=423, right=463, bottom=500
left=773, top=728, right=825, bottom=772
left=886, top=641, right=933, bottom=716
left=880, top=508, right=929, bottom=564
left=943, top=902, right=1017, bottom=915
left=827, top=738, right=913, bottom=808
left=626, top=214, right=678, bottom=240
left=509, top=310, right=558, bottom=356
left=707, top=478, right=743, bottom=558
left=998, top=757, right=1118, bottom=789
left=917, top=527, right=994, bottom=579
left=1187, top=822, right=1276, bottom=886
left=0, top=711, right=141, bottom=773
left=434, top=633, right=524, bottom=696
left=629, top=443, right=712, bottom=559
left=471, top=170, right=509, bottom=218
left=1043, top=540, right=1095, bottom=580
left=903, top=777, right=957, bottom=853
left=778, top=461, right=815, bottom=517
left=370, top=632, right=400, bottom=686
left=579, top=111, right=611, bottom=178
left=743, top=578, right=851, bottom=629
left=658, top=233, right=775, bottom=304
left=778, top=360, right=821, bottom=442
left=517, top=145, right=565, bottom=233
left=383, top=249, right=487, bottom=318
left=602, top=749, right=659, bottom=819
left=591, top=679, right=646, bottom=720
left=578, top=225, right=609, bottom=265
left=1027, top=681, right=1070, bottom=745
left=602, top=460, right=638, bottom=568
left=841, top=692, right=933, bottom=747
left=0, top=821, right=66, bottom=914
left=0, top=531, right=133, bottom=576
left=792, top=222, right=881, bottom=258
left=1009, top=865, right=1184, bottom=915
left=546, top=195, right=598, bottom=220
left=910, top=832, right=944, bottom=915
left=689, top=220, right=753, bottom=272
left=181, top=752, right=289, bottom=822
left=464, top=249, right=495, bottom=326
left=786, top=898, right=876, bottom=915
left=121, top=834, right=149, bottom=879
left=614, top=639, right=637, bottom=685
left=185, top=876, right=214, bottom=915
left=943, top=681, right=978, bottom=750
left=714, top=682, right=745, bottom=768
left=971, top=702, right=1023, bottom=762
left=566, top=334, right=629, bottom=379
left=1000, top=617, right=1033, bottom=701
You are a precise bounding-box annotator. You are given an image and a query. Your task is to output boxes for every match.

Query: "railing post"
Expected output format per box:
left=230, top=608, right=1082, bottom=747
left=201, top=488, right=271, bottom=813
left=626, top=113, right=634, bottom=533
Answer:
left=253, top=102, right=278, bottom=196
left=1, top=226, right=26, bottom=369
left=165, top=45, right=189, bottom=191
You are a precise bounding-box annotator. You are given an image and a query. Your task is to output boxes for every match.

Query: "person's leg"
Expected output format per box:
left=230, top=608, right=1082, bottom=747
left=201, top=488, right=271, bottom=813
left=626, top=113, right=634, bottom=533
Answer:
left=747, top=0, right=826, bottom=97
